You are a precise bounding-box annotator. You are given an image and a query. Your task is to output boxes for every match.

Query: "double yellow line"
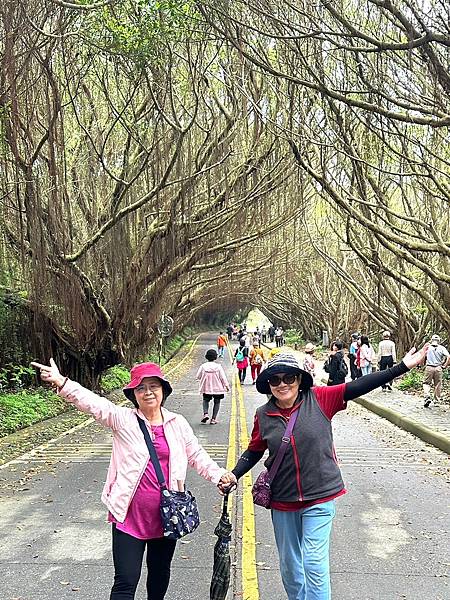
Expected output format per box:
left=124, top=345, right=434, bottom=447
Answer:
left=226, top=344, right=259, bottom=600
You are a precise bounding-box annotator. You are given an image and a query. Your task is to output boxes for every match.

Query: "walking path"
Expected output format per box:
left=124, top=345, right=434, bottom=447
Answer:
left=0, top=333, right=448, bottom=600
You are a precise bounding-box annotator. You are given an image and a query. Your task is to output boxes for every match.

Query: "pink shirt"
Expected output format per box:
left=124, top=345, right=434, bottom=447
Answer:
left=58, top=380, right=226, bottom=522
left=109, top=424, right=168, bottom=539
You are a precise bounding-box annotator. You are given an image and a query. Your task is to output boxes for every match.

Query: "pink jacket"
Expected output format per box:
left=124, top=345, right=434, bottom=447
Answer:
left=59, top=380, right=227, bottom=522
left=196, top=362, right=230, bottom=395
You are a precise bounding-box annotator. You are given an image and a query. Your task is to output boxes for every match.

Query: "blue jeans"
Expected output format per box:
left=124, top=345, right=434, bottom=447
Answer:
left=218, top=346, right=225, bottom=358
left=361, top=364, right=372, bottom=376
left=271, top=501, right=336, bottom=600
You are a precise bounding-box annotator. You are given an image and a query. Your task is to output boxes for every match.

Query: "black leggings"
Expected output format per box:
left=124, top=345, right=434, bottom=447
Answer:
left=110, top=525, right=177, bottom=600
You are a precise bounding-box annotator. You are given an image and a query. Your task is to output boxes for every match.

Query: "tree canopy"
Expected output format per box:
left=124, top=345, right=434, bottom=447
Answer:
left=0, top=0, right=448, bottom=383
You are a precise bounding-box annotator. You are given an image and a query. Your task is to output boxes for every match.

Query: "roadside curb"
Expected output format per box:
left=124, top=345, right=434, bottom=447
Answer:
left=354, top=395, right=450, bottom=455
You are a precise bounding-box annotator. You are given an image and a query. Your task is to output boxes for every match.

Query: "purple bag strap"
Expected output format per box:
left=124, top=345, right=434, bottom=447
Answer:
left=266, top=407, right=299, bottom=484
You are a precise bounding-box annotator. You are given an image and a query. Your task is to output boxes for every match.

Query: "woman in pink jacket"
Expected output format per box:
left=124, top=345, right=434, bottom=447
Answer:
left=196, top=348, right=230, bottom=424
left=31, top=358, right=236, bottom=600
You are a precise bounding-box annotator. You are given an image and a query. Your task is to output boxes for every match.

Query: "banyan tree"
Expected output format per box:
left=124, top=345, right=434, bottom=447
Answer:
left=0, top=0, right=449, bottom=383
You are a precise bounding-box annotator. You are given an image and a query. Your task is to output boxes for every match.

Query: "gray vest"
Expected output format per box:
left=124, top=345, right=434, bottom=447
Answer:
left=256, top=390, right=344, bottom=502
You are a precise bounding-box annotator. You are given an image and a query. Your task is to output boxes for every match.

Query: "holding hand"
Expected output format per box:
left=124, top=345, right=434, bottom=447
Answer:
left=30, top=358, right=66, bottom=389
left=402, top=344, right=429, bottom=370
left=217, top=471, right=237, bottom=495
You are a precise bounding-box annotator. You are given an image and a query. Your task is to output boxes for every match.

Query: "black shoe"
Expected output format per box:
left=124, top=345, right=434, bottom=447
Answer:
left=201, top=414, right=209, bottom=423
left=423, top=397, right=431, bottom=408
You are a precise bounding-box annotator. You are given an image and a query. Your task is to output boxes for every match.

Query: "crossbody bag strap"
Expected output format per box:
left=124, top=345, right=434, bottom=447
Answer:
left=266, top=405, right=300, bottom=483
left=136, top=415, right=167, bottom=488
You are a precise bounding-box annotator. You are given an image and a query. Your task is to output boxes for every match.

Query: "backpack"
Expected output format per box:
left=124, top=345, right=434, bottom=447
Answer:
left=337, top=356, right=348, bottom=378
left=324, top=358, right=331, bottom=373
left=254, top=352, right=263, bottom=365
left=236, top=348, right=245, bottom=362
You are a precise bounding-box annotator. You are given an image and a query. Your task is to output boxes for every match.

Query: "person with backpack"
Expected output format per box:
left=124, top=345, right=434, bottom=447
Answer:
left=324, top=340, right=348, bottom=386
left=359, top=335, right=374, bottom=376
left=196, top=349, right=230, bottom=424
left=250, top=343, right=265, bottom=384
left=232, top=339, right=249, bottom=384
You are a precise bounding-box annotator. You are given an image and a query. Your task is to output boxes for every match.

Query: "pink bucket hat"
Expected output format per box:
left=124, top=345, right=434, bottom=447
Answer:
left=123, top=362, right=173, bottom=402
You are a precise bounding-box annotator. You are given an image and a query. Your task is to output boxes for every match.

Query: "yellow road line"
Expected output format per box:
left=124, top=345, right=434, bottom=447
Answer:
left=236, top=375, right=259, bottom=600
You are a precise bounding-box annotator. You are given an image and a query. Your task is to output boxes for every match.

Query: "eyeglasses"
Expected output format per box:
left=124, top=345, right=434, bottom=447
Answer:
left=268, top=373, right=298, bottom=387
left=135, top=384, right=162, bottom=394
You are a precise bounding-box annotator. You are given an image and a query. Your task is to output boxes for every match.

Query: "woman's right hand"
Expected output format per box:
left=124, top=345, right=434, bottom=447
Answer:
left=30, top=358, right=66, bottom=388
left=217, top=472, right=237, bottom=495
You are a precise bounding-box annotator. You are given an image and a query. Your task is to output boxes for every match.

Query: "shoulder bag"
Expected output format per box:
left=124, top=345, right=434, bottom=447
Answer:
left=137, top=415, right=200, bottom=540
left=251, top=408, right=299, bottom=509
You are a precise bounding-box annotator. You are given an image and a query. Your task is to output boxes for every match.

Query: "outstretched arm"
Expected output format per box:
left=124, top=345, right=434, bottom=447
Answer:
left=31, top=358, right=128, bottom=429
left=344, top=345, right=428, bottom=401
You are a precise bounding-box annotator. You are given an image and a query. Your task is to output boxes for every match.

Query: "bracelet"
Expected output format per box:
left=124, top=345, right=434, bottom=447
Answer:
left=58, top=377, right=68, bottom=392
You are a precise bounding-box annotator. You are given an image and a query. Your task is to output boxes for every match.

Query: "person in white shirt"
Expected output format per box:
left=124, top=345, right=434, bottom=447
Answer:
left=423, top=334, right=450, bottom=407
left=377, top=331, right=397, bottom=392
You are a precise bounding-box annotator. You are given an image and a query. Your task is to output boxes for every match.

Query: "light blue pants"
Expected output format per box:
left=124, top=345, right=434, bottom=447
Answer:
left=361, top=365, right=372, bottom=376
left=271, top=501, right=336, bottom=600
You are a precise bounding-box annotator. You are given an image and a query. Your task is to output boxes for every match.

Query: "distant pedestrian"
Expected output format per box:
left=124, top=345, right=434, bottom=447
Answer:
left=324, top=341, right=348, bottom=386
left=232, top=339, right=249, bottom=384
left=250, top=343, right=265, bottom=384
left=252, top=331, right=260, bottom=347
left=359, top=336, right=374, bottom=376
left=275, top=327, right=284, bottom=348
left=226, top=324, right=233, bottom=341
left=348, top=333, right=360, bottom=380
left=261, top=325, right=267, bottom=343
left=423, top=334, right=450, bottom=407
left=303, top=343, right=316, bottom=380
left=31, top=358, right=235, bottom=600
left=377, top=331, right=397, bottom=391
left=217, top=331, right=228, bottom=359
left=268, top=325, right=275, bottom=343
left=196, top=349, right=230, bottom=424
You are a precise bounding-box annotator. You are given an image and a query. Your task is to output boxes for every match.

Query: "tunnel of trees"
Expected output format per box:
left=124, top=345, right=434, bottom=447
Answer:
left=0, top=0, right=448, bottom=386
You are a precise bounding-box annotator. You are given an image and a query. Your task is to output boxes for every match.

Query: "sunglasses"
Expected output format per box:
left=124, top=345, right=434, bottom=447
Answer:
left=268, top=373, right=298, bottom=387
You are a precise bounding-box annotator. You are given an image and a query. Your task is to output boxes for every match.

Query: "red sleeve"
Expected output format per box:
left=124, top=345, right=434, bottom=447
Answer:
left=247, top=414, right=268, bottom=452
left=313, top=384, right=347, bottom=420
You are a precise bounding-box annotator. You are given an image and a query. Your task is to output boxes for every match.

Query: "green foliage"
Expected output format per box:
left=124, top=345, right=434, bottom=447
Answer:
left=397, top=369, right=423, bottom=391
left=0, top=364, right=36, bottom=390
left=100, top=364, right=130, bottom=392
left=85, top=0, right=195, bottom=64
left=0, top=296, right=35, bottom=368
left=0, top=389, right=68, bottom=437
left=283, top=329, right=305, bottom=346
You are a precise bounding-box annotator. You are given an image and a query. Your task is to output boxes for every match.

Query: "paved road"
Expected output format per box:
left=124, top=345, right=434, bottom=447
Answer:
left=0, top=334, right=448, bottom=599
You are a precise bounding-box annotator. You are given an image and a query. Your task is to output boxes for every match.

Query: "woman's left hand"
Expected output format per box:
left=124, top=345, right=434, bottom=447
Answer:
left=402, top=344, right=429, bottom=370
left=217, top=471, right=237, bottom=495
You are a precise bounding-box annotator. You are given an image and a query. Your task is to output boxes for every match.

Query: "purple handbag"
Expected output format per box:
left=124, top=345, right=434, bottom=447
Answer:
left=251, top=409, right=299, bottom=509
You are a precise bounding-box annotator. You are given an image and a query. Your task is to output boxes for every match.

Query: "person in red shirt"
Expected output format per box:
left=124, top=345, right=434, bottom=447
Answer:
left=218, top=347, right=427, bottom=600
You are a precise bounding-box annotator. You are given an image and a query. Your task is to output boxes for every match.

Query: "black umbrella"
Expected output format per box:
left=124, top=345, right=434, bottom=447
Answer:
left=210, top=492, right=233, bottom=600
